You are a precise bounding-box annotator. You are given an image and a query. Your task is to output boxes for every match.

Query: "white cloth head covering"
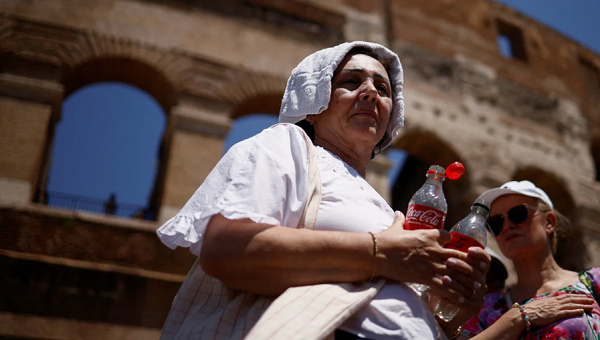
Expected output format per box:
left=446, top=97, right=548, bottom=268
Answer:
left=477, top=180, right=554, bottom=209
left=278, top=41, right=404, bottom=150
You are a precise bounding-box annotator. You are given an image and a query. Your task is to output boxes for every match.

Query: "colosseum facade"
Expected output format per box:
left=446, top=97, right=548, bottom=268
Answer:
left=1, top=0, right=599, bottom=338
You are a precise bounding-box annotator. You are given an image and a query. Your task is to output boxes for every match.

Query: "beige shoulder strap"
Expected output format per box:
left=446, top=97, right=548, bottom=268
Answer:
left=245, top=279, right=385, bottom=340
left=296, top=126, right=321, bottom=230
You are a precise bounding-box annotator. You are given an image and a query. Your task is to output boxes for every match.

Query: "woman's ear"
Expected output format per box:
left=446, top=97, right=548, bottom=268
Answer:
left=545, top=211, right=557, bottom=234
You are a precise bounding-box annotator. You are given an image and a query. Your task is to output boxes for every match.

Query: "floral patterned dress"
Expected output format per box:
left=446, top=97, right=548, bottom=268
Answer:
left=462, top=267, right=600, bottom=339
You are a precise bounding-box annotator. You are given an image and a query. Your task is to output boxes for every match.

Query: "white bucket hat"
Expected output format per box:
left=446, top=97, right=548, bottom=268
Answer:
left=477, top=180, right=554, bottom=209
left=278, top=41, right=404, bottom=150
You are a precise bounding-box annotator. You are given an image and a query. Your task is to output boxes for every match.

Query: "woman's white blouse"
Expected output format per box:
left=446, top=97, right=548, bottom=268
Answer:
left=156, top=123, right=440, bottom=340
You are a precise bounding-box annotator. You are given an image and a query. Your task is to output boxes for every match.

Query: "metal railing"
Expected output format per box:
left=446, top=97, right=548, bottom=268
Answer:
left=43, top=191, right=156, bottom=220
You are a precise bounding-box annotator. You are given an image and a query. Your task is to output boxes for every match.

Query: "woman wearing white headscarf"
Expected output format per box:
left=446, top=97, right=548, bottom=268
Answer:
left=156, top=41, right=489, bottom=340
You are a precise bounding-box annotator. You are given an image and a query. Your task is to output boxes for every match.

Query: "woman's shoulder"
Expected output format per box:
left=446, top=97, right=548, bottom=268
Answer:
left=579, top=267, right=600, bottom=284
left=230, top=123, right=307, bottom=151
left=257, top=122, right=306, bottom=140
left=577, top=267, right=600, bottom=297
left=223, top=123, right=311, bottom=179
left=579, top=267, right=600, bottom=280
left=584, top=267, right=600, bottom=276
left=226, top=123, right=308, bottom=156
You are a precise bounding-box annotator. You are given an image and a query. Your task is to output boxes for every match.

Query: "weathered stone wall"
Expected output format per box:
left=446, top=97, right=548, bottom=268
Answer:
left=0, top=97, right=50, bottom=204
left=1, top=0, right=599, bottom=338
left=0, top=205, right=193, bottom=339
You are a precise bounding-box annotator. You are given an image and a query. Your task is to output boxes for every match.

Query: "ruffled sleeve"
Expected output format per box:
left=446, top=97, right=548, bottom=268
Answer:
left=156, top=123, right=310, bottom=256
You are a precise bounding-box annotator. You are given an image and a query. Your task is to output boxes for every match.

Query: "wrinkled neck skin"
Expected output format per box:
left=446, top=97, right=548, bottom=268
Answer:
left=313, top=133, right=373, bottom=177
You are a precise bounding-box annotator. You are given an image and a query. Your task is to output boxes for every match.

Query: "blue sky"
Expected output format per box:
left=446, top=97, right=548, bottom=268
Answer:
left=493, top=0, right=599, bottom=55
left=47, top=84, right=165, bottom=211
left=46, top=2, right=599, bottom=216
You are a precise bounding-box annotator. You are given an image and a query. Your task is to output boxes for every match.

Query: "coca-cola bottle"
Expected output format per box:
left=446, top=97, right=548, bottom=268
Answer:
left=406, top=165, right=448, bottom=295
left=433, top=198, right=490, bottom=321
left=404, top=165, right=447, bottom=231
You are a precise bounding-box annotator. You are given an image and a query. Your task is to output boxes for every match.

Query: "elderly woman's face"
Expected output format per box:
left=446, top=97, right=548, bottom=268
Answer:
left=490, top=194, right=552, bottom=259
left=313, top=54, right=392, bottom=150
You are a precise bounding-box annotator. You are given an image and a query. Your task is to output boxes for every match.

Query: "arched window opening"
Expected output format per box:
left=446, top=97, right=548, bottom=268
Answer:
left=45, top=82, right=165, bottom=220
left=578, top=57, right=600, bottom=98
left=223, top=113, right=278, bottom=154
left=496, top=19, right=528, bottom=62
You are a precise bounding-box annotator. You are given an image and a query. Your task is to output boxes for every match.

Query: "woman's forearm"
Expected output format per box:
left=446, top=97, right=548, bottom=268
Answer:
left=200, top=214, right=374, bottom=295
left=466, top=308, right=526, bottom=340
left=200, top=213, right=485, bottom=301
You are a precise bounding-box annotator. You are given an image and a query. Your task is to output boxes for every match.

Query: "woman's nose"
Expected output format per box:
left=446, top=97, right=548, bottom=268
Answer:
left=504, top=218, right=516, bottom=232
left=360, top=83, right=377, bottom=102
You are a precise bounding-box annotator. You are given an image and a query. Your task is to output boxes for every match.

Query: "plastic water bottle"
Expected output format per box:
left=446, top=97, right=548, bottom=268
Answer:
left=405, top=165, right=448, bottom=295
left=433, top=198, right=490, bottom=321
left=405, top=162, right=465, bottom=296
left=404, top=165, right=448, bottom=231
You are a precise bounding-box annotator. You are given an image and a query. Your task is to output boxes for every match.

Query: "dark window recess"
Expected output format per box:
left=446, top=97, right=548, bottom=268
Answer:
left=579, top=57, right=600, bottom=96
left=592, top=138, right=600, bottom=182
left=496, top=20, right=528, bottom=62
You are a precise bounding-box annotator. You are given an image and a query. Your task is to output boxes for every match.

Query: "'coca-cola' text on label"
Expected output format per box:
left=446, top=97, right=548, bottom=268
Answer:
left=404, top=204, right=446, bottom=230
left=445, top=232, right=484, bottom=252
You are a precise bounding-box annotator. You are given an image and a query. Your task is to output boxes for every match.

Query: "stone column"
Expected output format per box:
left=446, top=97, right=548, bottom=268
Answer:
left=0, top=74, right=63, bottom=206
left=157, top=101, right=233, bottom=223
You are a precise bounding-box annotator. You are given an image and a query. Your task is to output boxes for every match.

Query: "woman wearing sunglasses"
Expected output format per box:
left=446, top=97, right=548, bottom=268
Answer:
left=459, top=180, right=600, bottom=339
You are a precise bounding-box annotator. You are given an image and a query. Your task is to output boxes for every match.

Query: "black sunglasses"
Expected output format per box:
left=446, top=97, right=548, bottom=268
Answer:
left=487, top=204, right=538, bottom=237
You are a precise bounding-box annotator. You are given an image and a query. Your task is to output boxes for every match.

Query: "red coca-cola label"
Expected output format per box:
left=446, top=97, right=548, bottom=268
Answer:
left=404, top=204, right=446, bottom=230
left=445, top=232, right=483, bottom=252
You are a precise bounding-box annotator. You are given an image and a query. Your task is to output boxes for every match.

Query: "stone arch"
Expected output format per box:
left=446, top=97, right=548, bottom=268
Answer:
left=230, top=93, right=283, bottom=119
left=220, top=66, right=287, bottom=107
left=390, top=129, right=474, bottom=227
left=8, top=26, right=192, bottom=217
left=511, top=167, right=575, bottom=223
left=511, top=167, right=585, bottom=270
left=42, top=56, right=176, bottom=220
left=62, top=57, right=177, bottom=113
left=54, top=30, right=192, bottom=103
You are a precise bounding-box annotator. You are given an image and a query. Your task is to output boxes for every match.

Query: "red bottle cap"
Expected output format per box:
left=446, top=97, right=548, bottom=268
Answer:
left=446, top=162, right=465, bottom=180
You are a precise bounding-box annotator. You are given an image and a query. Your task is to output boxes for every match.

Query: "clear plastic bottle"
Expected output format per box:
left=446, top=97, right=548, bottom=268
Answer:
left=433, top=198, right=490, bottom=321
left=405, top=165, right=447, bottom=295
left=404, top=165, right=447, bottom=231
